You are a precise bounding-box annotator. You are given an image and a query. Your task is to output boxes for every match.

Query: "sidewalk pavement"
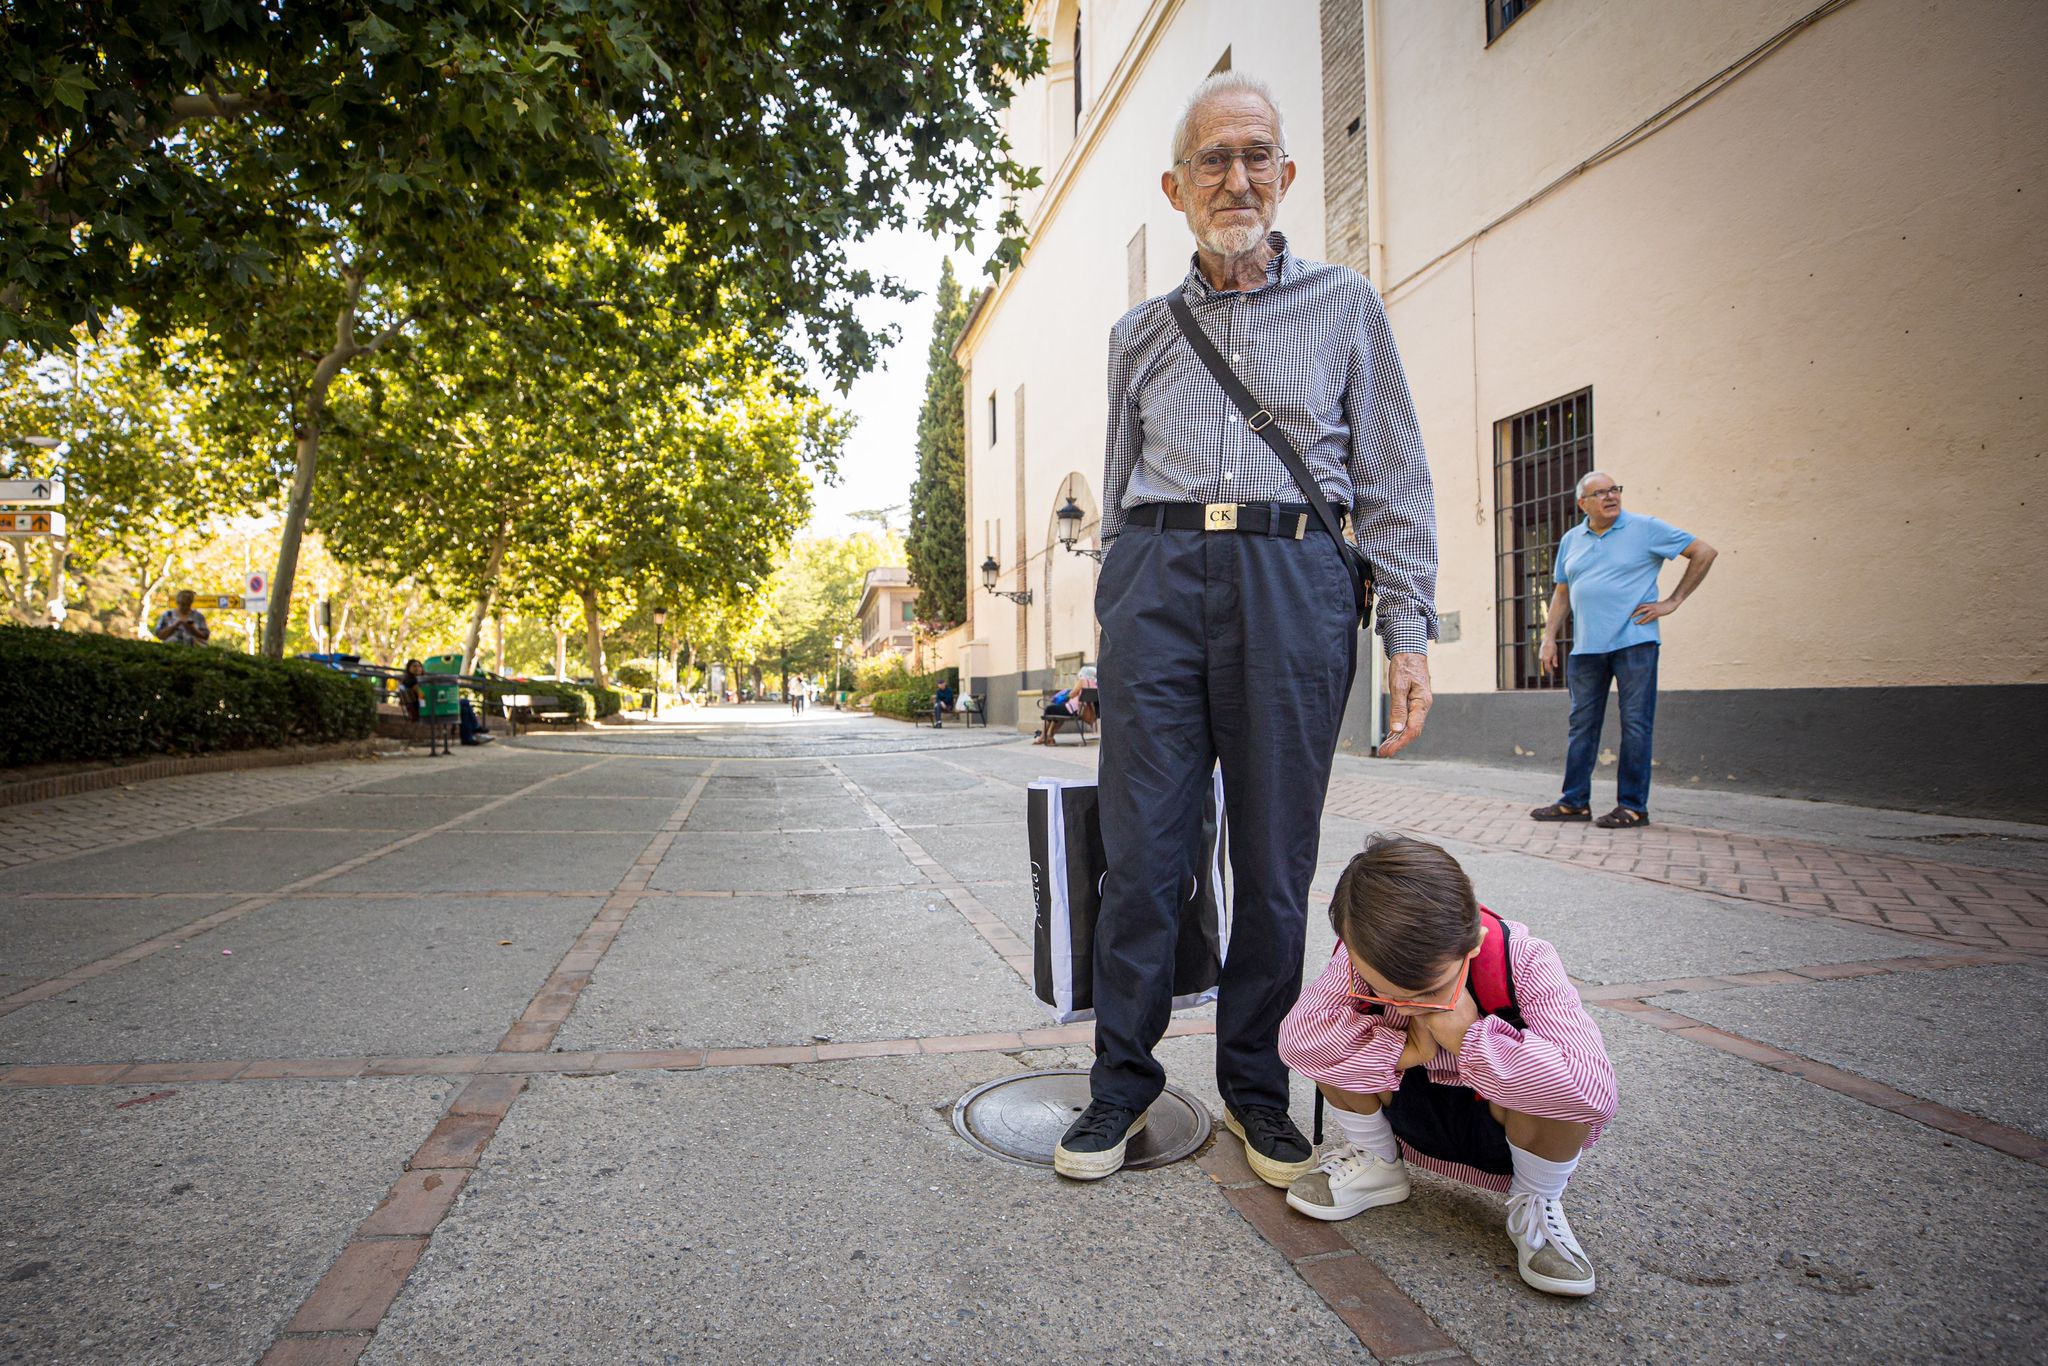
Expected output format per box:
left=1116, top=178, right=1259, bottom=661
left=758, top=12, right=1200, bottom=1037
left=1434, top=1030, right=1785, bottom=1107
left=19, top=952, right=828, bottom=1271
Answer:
left=0, top=711, right=2042, bottom=1363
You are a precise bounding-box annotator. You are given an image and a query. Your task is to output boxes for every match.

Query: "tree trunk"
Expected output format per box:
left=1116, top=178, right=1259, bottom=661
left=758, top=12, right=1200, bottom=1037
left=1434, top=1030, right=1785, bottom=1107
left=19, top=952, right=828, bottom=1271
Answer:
left=135, top=551, right=174, bottom=639
left=263, top=265, right=409, bottom=657
left=333, top=600, right=354, bottom=654
left=494, top=614, right=505, bottom=674
left=461, top=515, right=512, bottom=673
left=45, top=539, right=66, bottom=625
left=7, top=537, right=34, bottom=617
left=580, top=585, right=608, bottom=689
left=553, top=627, right=568, bottom=680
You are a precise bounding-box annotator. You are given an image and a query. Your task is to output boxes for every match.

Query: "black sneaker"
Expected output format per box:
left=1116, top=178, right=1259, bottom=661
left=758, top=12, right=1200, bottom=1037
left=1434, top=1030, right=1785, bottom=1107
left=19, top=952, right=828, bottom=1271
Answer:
left=1052, top=1100, right=1150, bottom=1181
left=1225, top=1105, right=1316, bottom=1188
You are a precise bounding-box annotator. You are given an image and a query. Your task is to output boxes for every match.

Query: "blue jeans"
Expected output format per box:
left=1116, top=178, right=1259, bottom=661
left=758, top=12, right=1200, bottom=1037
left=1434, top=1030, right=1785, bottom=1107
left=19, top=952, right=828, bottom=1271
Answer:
left=1560, top=643, right=1659, bottom=814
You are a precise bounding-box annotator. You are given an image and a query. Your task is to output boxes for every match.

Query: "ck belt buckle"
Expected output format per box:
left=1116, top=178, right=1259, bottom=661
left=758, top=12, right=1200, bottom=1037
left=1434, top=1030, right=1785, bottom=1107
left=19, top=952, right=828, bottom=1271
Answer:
left=1203, top=503, right=1239, bottom=532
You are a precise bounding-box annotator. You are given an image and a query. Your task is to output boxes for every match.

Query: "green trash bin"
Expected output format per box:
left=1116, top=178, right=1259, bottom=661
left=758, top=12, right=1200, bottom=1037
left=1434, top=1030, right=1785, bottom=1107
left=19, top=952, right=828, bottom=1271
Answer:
left=420, top=654, right=463, bottom=755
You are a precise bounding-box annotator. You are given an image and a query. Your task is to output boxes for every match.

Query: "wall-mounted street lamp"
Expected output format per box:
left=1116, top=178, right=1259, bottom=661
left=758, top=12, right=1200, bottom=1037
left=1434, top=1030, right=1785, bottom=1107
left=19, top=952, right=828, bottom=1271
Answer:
left=981, top=554, right=1032, bottom=606
left=1055, top=496, right=1085, bottom=550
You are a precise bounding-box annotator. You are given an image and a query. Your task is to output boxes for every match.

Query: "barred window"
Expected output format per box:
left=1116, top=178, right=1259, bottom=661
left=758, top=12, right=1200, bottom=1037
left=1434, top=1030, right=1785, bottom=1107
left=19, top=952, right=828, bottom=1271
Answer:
left=1494, top=388, right=1591, bottom=691
left=1487, top=0, right=1539, bottom=44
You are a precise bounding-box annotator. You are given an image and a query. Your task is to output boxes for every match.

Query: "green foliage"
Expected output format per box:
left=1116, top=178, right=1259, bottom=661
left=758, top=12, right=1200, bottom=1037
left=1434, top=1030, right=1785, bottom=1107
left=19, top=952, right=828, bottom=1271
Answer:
left=906, top=262, right=973, bottom=628
left=748, top=532, right=903, bottom=682
left=474, top=677, right=619, bottom=722
left=869, top=668, right=955, bottom=721
left=611, top=660, right=656, bottom=690
left=853, top=654, right=913, bottom=696
left=0, top=624, right=373, bottom=766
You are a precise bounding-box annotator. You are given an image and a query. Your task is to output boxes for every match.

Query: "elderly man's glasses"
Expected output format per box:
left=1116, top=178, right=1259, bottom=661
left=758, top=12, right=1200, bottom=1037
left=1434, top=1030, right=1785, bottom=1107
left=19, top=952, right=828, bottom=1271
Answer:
left=1180, top=144, right=1287, bottom=187
left=1584, top=486, right=1624, bottom=500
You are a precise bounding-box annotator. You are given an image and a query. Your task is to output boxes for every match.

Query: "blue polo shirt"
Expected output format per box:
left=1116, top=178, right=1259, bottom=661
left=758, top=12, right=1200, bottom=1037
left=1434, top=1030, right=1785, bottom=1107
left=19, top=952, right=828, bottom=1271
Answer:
left=1555, top=511, right=1694, bottom=655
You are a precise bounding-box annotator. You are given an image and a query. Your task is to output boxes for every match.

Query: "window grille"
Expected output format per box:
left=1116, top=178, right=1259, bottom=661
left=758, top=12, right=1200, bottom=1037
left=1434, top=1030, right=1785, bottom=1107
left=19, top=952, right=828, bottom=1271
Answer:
left=1486, top=0, right=1538, bottom=44
left=1494, top=388, right=1591, bottom=691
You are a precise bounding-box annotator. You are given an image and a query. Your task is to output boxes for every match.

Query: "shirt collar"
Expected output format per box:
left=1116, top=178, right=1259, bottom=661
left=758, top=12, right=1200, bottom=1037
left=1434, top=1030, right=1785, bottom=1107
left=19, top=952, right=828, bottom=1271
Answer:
left=1181, top=231, right=1291, bottom=299
left=1584, top=510, right=1630, bottom=536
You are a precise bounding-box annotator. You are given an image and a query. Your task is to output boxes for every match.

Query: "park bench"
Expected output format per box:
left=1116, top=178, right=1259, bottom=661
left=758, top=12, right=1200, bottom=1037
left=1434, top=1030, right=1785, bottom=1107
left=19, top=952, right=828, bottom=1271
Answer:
left=499, top=694, right=578, bottom=735
left=935, top=692, right=986, bottom=728
left=1043, top=710, right=1096, bottom=745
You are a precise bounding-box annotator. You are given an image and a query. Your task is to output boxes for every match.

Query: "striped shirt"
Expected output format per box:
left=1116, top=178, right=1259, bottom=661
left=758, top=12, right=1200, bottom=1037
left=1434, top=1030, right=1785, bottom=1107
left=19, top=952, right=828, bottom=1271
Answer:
left=1100, top=232, right=1439, bottom=656
left=1277, top=917, right=1617, bottom=1193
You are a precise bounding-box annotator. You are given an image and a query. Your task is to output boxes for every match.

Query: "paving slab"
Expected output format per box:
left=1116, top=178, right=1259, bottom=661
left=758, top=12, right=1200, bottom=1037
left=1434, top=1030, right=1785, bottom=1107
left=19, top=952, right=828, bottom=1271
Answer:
left=869, top=789, right=1021, bottom=829
left=1434, top=844, right=1944, bottom=985
left=205, top=792, right=494, bottom=832
left=680, top=795, right=871, bottom=832
left=541, top=760, right=715, bottom=796
left=0, top=896, right=242, bottom=993
left=0, top=829, right=401, bottom=896
left=345, top=755, right=597, bottom=797
left=368, top=1060, right=1370, bottom=1364
left=0, top=896, right=597, bottom=1064
left=648, top=829, right=918, bottom=894
left=557, top=890, right=1046, bottom=1051
left=1325, top=1014, right=2048, bottom=1364
left=0, top=1077, right=451, bottom=1366
left=454, top=796, right=678, bottom=834
left=834, top=755, right=1000, bottom=795
left=320, top=830, right=651, bottom=893
left=1654, top=962, right=2048, bottom=1140
left=904, top=821, right=1025, bottom=886
left=700, top=768, right=847, bottom=801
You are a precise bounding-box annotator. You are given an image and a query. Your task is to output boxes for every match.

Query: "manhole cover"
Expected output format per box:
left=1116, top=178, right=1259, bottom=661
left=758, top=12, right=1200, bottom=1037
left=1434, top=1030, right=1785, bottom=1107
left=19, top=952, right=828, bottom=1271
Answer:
left=951, top=1068, right=1211, bottom=1170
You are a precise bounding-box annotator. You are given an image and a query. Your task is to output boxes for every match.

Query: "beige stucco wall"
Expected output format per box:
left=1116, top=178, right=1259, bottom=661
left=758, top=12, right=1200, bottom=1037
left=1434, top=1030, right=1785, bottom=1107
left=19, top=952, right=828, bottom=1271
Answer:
left=961, top=0, right=1328, bottom=685
left=1375, top=0, right=2048, bottom=693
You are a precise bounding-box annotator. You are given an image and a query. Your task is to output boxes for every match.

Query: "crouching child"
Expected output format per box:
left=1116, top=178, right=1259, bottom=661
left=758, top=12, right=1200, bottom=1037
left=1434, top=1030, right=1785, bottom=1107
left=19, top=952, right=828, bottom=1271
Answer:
left=1277, top=835, right=1618, bottom=1297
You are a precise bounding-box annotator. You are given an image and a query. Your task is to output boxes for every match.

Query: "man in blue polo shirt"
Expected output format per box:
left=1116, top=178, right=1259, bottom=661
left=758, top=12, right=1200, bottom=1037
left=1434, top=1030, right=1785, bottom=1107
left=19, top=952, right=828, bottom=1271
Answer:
left=1529, top=472, right=1717, bottom=829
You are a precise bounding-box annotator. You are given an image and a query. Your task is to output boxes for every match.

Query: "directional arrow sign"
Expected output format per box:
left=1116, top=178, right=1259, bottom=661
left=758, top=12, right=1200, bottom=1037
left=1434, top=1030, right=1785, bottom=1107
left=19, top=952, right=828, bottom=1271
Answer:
left=190, top=594, right=246, bottom=611
left=0, top=511, right=64, bottom=535
left=0, top=479, right=63, bottom=505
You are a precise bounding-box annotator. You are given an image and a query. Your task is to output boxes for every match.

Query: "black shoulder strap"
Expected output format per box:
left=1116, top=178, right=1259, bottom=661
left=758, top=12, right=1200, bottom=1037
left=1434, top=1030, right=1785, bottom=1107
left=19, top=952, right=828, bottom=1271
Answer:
left=1166, top=292, right=1350, bottom=558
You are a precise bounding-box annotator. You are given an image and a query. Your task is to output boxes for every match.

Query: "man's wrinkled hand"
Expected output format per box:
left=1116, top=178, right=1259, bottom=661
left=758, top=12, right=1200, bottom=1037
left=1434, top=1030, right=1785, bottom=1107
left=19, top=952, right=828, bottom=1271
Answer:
left=1379, top=652, right=1432, bottom=756
left=1537, top=637, right=1560, bottom=675
left=1630, top=598, right=1676, bottom=625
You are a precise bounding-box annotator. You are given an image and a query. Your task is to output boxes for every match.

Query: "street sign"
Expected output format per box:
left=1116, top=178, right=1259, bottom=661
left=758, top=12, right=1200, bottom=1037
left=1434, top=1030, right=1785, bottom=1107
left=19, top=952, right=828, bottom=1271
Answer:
left=0, top=479, right=62, bottom=505
left=0, top=511, right=63, bottom=535
left=246, top=571, right=268, bottom=598
left=190, top=593, right=266, bottom=612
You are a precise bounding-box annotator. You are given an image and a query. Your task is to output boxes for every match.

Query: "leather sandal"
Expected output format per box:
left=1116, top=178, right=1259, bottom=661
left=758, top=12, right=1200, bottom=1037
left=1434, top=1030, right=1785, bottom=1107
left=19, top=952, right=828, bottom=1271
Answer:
left=1594, top=807, right=1649, bottom=829
left=1529, top=803, right=1591, bottom=822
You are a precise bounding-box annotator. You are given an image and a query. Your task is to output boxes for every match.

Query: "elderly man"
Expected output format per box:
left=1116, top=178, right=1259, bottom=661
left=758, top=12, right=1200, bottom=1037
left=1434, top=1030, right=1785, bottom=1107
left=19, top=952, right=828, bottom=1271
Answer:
left=153, top=590, right=211, bottom=646
left=1054, top=72, right=1438, bottom=1185
left=1530, top=473, right=1717, bottom=829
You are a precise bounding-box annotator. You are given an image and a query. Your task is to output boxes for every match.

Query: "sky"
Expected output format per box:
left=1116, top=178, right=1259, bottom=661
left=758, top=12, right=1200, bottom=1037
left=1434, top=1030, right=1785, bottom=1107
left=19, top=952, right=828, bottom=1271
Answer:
left=799, top=225, right=985, bottom=542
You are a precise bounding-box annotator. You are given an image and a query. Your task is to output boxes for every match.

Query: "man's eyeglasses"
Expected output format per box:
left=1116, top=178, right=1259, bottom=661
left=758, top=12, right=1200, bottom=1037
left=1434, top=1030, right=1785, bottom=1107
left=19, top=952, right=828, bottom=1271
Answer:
left=1584, top=486, right=1624, bottom=500
left=1180, top=144, right=1287, bottom=187
left=1344, top=925, right=1487, bottom=1013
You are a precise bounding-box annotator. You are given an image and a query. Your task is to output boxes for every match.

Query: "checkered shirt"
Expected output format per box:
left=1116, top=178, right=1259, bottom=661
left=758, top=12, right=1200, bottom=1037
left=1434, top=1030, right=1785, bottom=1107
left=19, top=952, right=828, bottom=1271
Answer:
left=1100, top=233, right=1439, bottom=655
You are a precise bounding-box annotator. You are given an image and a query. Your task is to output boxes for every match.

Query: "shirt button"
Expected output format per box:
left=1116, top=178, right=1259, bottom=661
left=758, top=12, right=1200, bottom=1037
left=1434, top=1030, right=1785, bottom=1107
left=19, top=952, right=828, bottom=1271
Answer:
left=1223, top=470, right=1234, bottom=480
left=1230, top=353, right=1241, bottom=363
left=1228, top=415, right=1239, bottom=423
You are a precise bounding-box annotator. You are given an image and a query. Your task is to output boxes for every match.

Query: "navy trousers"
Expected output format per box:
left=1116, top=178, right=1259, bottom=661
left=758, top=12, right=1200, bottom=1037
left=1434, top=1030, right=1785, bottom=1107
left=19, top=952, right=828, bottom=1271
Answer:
left=1090, top=517, right=1358, bottom=1115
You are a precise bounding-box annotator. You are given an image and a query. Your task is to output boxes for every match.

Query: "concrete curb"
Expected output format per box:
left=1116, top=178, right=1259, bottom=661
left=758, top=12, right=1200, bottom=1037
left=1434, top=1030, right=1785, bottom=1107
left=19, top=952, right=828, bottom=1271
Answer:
left=0, top=739, right=380, bottom=810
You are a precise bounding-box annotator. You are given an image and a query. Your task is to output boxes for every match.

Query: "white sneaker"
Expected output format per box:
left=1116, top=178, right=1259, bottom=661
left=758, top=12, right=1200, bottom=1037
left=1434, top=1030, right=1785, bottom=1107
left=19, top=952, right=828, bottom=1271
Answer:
left=1284, top=1142, right=1411, bottom=1221
left=1506, top=1192, right=1597, bottom=1296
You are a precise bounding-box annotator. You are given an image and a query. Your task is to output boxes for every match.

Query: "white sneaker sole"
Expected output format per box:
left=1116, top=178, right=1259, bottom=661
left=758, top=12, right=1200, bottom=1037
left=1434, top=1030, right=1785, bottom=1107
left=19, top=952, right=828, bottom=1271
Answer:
left=1516, top=1248, right=1597, bottom=1297
left=1053, top=1112, right=1148, bottom=1181
left=1222, top=1112, right=1318, bottom=1188
left=1285, top=1172, right=1412, bottom=1221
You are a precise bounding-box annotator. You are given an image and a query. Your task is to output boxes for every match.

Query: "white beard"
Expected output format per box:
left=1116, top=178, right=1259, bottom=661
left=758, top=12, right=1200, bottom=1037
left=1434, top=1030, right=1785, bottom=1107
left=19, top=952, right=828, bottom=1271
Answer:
left=1197, top=220, right=1268, bottom=257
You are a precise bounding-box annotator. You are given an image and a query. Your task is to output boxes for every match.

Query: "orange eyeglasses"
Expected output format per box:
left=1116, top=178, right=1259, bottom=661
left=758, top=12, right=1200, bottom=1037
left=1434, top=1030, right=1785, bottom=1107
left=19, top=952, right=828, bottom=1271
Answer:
left=1345, top=923, right=1487, bottom=1012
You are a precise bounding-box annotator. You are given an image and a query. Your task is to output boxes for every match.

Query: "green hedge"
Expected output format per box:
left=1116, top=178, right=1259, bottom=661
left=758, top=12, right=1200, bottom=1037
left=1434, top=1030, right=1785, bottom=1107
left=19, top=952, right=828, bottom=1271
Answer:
left=0, top=625, right=376, bottom=767
left=872, top=670, right=952, bottom=721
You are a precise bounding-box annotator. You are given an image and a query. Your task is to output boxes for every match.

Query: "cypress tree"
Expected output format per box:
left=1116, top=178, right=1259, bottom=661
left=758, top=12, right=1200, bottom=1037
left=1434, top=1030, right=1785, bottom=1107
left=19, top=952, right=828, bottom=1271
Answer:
left=905, top=261, right=973, bottom=628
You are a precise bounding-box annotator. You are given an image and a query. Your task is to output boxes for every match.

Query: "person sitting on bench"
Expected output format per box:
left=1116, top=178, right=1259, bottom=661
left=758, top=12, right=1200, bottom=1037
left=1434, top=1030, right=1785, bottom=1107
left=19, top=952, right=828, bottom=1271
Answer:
left=932, top=680, right=958, bottom=728
left=1033, top=666, right=1098, bottom=745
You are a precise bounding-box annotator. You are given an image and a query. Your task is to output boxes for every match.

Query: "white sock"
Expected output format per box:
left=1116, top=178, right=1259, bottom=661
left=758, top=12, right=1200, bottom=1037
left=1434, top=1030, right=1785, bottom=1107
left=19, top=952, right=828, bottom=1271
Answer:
left=1328, top=1104, right=1400, bottom=1163
left=1508, top=1142, right=1579, bottom=1201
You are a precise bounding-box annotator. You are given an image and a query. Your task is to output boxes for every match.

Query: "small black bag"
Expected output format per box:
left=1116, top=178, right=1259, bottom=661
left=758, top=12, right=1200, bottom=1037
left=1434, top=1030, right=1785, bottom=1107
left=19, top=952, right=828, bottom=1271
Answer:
left=1166, top=294, right=1375, bottom=630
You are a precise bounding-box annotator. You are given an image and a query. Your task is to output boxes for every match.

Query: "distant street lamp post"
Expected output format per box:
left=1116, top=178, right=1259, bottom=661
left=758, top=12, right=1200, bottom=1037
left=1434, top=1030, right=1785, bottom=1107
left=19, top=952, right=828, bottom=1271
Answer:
left=833, top=633, right=844, bottom=702
left=652, top=607, right=667, bottom=719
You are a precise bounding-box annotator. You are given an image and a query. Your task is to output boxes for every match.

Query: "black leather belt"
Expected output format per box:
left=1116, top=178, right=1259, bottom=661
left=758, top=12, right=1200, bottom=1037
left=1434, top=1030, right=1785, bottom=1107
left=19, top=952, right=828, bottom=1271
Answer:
left=1126, top=501, right=1344, bottom=538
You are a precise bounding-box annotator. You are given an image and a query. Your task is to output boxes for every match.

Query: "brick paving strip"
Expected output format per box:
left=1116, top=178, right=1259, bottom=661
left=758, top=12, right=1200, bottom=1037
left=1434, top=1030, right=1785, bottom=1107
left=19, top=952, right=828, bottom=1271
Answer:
left=255, top=761, right=718, bottom=1364
left=0, top=756, right=617, bottom=1019
left=1323, top=775, right=2048, bottom=956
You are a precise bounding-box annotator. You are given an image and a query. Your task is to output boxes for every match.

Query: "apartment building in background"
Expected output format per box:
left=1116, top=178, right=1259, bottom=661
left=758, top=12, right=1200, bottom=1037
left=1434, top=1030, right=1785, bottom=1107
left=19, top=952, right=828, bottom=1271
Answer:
left=856, top=567, right=920, bottom=657
left=956, top=0, right=2046, bottom=816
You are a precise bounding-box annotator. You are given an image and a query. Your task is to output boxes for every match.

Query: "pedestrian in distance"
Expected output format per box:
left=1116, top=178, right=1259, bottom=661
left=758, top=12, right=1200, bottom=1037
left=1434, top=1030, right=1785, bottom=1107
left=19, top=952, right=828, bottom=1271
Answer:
left=1529, top=473, right=1717, bottom=830
left=1031, top=666, right=1097, bottom=745
left=931, top=677, right=957, bottom=728
left=153, top=590, right=210, bottom=645
left=1279, top=835, right=1616, bottom=1298
left=1054, top=71, right=1440, bottom=1186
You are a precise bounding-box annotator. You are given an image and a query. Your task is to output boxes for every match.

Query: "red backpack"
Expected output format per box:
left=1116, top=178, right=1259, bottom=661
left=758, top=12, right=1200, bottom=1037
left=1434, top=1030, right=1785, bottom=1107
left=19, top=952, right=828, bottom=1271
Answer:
left=1309, top=906, right=1521, bottom=1143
